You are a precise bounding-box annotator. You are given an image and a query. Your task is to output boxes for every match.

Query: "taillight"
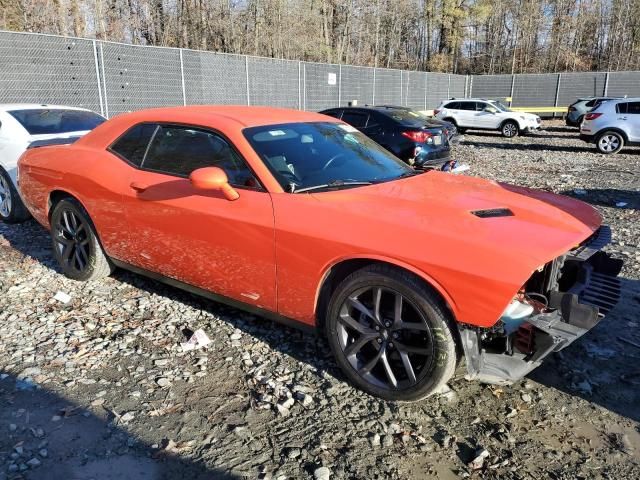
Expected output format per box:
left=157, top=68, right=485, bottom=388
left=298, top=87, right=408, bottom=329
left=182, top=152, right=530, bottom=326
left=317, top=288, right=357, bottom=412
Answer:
left=402, top=130, right=434, bottom=143
left=433, top=109, right=441, bottom=115
left=584, top=112, right=602, bottom=120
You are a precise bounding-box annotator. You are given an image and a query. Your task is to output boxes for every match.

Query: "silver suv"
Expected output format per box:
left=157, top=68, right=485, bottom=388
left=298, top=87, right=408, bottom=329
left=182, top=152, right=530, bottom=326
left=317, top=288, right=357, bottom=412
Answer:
left=580, top=98, right=640, bottom=154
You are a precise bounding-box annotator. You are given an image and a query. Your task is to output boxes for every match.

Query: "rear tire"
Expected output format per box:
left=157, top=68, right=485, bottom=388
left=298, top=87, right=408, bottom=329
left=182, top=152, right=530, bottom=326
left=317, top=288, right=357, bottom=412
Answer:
left=0, top=167, right=30, bottom=224
left=50, top=198, right=113, bottom=281
left=501, top=121, right=519, bottom=138
left=596, top=131, right=624, bottom=154
left=325, top=264, right=457, bottom=401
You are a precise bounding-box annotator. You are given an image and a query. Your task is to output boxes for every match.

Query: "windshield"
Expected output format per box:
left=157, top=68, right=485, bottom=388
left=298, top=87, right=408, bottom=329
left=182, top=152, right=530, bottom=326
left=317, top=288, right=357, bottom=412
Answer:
left=8, top=109, right=105, bottom=135
left=489, top=101, right=511, bottom=112
left=243, top=122, right=413, bottom=192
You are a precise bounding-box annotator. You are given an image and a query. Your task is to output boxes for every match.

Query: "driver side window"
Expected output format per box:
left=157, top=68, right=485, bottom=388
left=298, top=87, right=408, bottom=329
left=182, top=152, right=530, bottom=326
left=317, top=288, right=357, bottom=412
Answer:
left=142, top=125, right=259, bottom=188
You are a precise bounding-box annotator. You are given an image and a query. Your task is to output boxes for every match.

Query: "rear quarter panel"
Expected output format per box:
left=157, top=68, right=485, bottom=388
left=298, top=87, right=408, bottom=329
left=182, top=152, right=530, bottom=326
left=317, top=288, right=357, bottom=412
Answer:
left=18, top=144, right=134, bottom=259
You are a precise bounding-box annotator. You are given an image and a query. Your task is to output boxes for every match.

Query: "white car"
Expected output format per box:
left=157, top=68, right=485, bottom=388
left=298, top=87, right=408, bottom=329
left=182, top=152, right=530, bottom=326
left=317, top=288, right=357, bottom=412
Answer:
left=434, top=99, right=541, bottom=138
left=0, top=104, right=105, bottom=222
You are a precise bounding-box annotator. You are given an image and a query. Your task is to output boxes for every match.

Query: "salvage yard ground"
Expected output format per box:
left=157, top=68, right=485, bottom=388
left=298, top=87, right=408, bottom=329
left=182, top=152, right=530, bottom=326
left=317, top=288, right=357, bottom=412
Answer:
left=0, top=121, right=639, bottom=479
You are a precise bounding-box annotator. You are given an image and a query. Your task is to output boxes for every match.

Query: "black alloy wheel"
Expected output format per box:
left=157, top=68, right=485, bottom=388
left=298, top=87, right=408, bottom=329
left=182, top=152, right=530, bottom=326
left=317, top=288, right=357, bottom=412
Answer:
left=50, top=198, right=113, bottom=281
left=326, top=265, right=457, bottom=401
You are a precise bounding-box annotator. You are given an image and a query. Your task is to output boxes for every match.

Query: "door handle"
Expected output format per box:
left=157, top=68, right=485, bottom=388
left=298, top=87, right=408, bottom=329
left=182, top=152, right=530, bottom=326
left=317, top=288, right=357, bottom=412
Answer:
left=619, top=117, right=628, bottom=120
left=130, top=181, right=149, bottom=192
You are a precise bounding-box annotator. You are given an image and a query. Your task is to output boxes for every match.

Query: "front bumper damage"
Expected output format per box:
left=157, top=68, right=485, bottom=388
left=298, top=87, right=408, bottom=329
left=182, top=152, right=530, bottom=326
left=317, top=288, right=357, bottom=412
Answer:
left=459, top=226, right=622, bottom=385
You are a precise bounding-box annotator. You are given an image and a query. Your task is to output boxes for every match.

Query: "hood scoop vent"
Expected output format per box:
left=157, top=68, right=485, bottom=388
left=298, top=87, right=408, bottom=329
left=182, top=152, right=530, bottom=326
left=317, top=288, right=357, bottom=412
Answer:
left=471, top=208, right=514, bottom=218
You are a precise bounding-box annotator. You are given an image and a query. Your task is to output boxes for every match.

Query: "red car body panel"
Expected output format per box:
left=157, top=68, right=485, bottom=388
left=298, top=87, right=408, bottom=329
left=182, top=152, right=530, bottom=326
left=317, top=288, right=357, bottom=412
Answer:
left=17, top=106, right=602, bottom=330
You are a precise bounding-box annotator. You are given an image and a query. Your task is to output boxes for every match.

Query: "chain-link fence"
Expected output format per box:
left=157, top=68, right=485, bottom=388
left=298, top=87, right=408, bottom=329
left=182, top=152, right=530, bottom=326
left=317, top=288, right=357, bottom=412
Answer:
left=0, top=30, right=468, bottom=117
left=469, top=71, right=640, bottom=109
left=4, top=30, right=640, bottom=118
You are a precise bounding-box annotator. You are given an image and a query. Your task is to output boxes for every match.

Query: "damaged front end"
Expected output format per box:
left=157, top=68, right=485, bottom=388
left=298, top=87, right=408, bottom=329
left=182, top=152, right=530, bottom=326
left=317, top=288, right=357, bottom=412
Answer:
left=459, top=226, right=623, bottom=385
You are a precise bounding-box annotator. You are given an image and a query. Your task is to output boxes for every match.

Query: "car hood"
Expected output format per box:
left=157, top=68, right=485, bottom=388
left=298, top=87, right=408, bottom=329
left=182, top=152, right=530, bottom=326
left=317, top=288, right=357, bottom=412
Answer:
left=311, top=171, right=600, bottom=266
left=518, top=112, right=539, bottom=121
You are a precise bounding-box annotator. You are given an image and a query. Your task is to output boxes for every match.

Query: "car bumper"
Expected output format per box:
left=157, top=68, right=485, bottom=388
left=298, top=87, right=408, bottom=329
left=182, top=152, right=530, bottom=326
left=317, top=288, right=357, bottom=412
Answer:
left=459, top=226, right=622, bottom=385
left=522, top=120, right=542, bottom=131
left=579, top=133, right=595, bottom=143
left=414, top=146, right=451, bottom=168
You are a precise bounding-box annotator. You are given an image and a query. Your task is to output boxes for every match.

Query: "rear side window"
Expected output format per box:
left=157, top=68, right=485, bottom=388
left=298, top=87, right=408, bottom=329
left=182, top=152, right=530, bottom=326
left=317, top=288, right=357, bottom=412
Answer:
left=340, top=111, right=369, bottom=128
left=444, top=102, right=459, bottom=109
left=321, top=109, right=342, bottom=119
left=627, top=102, right=640, bottom=114
left=8, top=109, right=105, bottom=135
left=142, top=125, right=257, bottom=187
left=109, top=123, right=158, bottom=167
left=458, top=102, right=476, bottom=111
left=616, top=103, right=628, bottom=114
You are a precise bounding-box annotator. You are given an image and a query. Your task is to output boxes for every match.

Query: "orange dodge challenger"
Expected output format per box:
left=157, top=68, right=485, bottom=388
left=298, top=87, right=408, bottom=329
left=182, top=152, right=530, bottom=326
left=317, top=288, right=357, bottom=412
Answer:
left=17, top=106, right=622, bottom=401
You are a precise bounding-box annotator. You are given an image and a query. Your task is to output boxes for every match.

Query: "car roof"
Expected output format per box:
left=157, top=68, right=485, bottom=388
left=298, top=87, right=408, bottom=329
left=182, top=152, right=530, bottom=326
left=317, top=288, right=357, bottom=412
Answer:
left=324, top=105, right=426, bottom=114
left=114, top=105, right=335, bottom=129
left=0, top=103, right=95, bottom=113
left=608, top=97, right=640, bottom=102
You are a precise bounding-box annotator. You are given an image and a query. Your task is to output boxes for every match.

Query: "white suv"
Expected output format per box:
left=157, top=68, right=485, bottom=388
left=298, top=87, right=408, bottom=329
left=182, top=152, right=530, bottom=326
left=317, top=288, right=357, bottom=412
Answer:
left=580, top=98, right=640, bottom=154
left=434, top=99, right=541, bottom=137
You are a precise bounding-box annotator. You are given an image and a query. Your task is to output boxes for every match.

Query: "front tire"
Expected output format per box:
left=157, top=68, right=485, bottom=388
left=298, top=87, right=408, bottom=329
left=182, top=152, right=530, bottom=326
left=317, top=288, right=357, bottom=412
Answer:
left=325, top=265, right=457, bottom=401
left=501, top=121, right=519, bottom=138
left=596, top=131, right=624, bottom=154
left=50, top=198, right=113, bottom=281
left=0, top=168, right=30, bottom=223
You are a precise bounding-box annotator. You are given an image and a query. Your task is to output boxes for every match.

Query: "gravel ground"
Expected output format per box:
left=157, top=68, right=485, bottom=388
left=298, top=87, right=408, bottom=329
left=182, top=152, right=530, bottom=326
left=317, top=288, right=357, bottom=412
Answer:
left=1, top=121, right=639, bottom=480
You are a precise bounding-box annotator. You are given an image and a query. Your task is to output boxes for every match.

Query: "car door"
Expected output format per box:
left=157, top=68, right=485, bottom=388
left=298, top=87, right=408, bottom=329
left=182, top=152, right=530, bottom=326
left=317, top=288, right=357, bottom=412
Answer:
left=121, top=123, right=277, bottom=311
left=455, top=102, right=477, bottom=127
left=625, top=101, right=640, bottom=142
left=473, top=102, right=499, bottom=128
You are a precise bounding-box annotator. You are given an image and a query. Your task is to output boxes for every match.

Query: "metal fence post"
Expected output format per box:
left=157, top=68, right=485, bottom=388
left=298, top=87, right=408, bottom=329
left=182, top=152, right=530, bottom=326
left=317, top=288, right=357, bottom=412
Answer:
left=372, top=68, right=376, bottom=105
left=179, top=49, right=186, bottom=106
left=604, top=72, right=610, bottom=96
left=553, top=73, right=561, bottom=118
left=509, top=75, right=516, bottom=106
left=468, top=75, right=473, bottom=98
left=447, top=74, right=451, bottom=98
left=405, top=71, right=410, bottom=108
left=303, top=62, right=306, bottom=111
left=338, top=64, right=342, bottom=106
left=424, top=73, right=428, bottom=110
left=92, top=40, right=105, bottom=117
left=245, top=56, right=250, bottom=106
left=99, top=43, right=109, bottom=118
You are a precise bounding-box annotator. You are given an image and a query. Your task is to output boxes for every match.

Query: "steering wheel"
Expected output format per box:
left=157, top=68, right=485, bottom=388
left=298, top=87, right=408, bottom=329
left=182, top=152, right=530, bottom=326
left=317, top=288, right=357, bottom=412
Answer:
left=322, top=153, right=346, bottom=171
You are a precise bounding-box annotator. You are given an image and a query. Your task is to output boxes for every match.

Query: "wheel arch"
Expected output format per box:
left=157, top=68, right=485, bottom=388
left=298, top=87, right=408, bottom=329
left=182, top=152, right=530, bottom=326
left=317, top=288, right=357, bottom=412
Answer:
left=314, top=256, right=459, bottom=332
left=500, top=117, right=522, bottom=130
left=48, top=189, right=81, bottom=222
left=594, top=127, right=628, bottom=142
